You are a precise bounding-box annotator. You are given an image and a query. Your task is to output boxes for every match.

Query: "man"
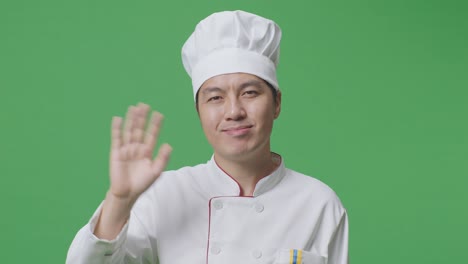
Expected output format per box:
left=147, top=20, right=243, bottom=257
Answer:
left=67, top=10, right=348, bottom=264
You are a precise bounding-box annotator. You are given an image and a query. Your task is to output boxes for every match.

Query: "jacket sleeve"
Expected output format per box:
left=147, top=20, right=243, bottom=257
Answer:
left=66, top=202, right=158, bottom=264
left=327, top=210, right=349, bottom=264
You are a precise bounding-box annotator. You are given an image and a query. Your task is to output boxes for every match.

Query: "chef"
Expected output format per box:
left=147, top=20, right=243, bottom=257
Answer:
left=66, top=10, right=348, bottom=264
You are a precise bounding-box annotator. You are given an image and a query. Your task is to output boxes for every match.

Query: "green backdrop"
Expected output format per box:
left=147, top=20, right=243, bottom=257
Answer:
left=1, top=0, right=467, bottom=263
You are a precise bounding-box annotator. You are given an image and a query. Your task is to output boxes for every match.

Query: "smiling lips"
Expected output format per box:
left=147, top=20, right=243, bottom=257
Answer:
left=222, top=125, right=253, bottom=136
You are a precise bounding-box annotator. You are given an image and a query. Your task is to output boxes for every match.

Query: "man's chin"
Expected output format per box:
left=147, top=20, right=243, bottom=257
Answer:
left=215, top=148, right=253, bottom=162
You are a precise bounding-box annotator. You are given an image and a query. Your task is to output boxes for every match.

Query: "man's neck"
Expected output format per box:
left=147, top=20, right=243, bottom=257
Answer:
left=214, top=151, right=280, bottom=196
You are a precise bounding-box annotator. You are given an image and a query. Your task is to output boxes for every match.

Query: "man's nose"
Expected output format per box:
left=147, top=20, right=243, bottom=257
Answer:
left=224, top=97, right=246, bottom=121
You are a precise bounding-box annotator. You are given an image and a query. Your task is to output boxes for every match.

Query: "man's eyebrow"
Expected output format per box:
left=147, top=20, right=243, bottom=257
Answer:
left=201, top=86, right=223, bottom=94
left=201, top=80, right=264, bottom=94
left=239, top=80, right=264, bottom=90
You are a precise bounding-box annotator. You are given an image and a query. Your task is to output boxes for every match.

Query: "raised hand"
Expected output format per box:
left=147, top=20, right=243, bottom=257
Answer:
left=109, top=103, right=172, bottom=202
left=94, top=103, right=172, bottom=239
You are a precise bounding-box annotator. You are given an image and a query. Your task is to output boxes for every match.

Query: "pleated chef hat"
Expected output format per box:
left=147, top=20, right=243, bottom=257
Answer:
left=181, top=10, right=282, bottom=100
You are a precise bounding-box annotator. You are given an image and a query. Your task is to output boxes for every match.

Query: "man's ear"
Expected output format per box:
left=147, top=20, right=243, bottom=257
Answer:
left=274, top=90, right=282, bottom=119
left=195, top=90, right=200, bottom=116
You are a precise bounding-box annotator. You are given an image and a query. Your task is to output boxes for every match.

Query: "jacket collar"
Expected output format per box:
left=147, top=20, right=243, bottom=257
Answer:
left=202, top=153, right=286, bottom=198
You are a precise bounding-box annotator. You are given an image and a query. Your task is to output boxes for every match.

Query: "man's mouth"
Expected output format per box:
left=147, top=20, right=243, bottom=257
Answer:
left=222, top=125, right=253, bottom=136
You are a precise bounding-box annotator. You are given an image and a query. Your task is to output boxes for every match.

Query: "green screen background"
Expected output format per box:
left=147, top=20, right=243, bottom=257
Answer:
left=1, top=0, right=467, bottom=263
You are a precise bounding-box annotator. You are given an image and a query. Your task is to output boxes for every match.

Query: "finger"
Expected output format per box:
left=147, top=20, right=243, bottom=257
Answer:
left=111, top=116, right=123, bottom=150
left=128, top=144, right=138, bottom=159
left=144, top=111, right=163, bottom=151
left=136, top=144, right=152, bottom=159
left=137, top=102, right=150, bottom=112
left=120, top=144, right=129, bottom=160
left=151, top=143, right=172, bottom=176
left=123, top=106, right=136, bottom=144
left=132, top=103, right=150, bottom=143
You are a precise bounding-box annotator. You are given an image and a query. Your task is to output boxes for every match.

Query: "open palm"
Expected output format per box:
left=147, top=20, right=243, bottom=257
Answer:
left=109, top=103, right=172, bottom=202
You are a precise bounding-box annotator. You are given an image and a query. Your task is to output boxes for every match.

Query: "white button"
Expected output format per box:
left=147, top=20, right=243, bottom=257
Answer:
left=252, top=250, right=262, bottom=259
left=210, top=246, right=221, bottom=255
left=213, top=200, right=223, bottom=210
left=254, top=203, right=264, bottom=213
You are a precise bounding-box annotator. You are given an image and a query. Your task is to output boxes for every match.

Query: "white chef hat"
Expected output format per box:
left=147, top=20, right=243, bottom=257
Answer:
left=181, top=10, right=282, bottom=100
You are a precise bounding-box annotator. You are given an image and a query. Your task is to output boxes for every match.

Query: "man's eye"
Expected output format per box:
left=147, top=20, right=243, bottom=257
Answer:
left=243, top=90, right=258, bottom=96
left=208, top=96, right=222, bottom=102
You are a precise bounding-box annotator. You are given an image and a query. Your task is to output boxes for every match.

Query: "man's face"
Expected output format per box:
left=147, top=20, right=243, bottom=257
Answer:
left=197, top=73, right=281, bottom=161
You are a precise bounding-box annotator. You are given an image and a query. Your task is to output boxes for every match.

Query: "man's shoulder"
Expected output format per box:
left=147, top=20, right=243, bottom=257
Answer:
left=281, top=167, right=345, bottom=208
left=141, top=161, right=210, bottom=200
left=161, top=161, right=209, bottom=178
left=153, top=161, right=210, bottom=188
left=283, top=168, right=334, bottom=192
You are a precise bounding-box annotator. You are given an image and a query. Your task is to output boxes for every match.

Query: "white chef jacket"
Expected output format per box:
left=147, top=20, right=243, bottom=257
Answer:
left=66, top=155, right=348, bottom=264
